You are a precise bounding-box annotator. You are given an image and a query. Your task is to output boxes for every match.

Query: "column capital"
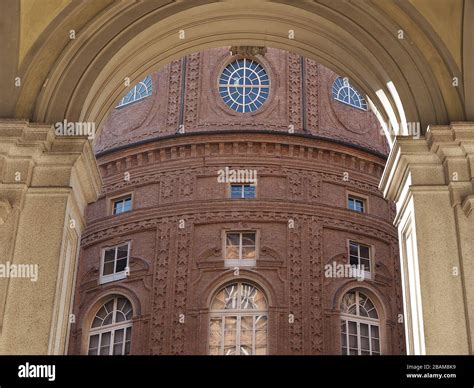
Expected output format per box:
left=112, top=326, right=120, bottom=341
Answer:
left=379, top=136, right=443, bottom=203
left=0, top=120, right=102, bottom=206
left=381, top=122, right=474, bottom=213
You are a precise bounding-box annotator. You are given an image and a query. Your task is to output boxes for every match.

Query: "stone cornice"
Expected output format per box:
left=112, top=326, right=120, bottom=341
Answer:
left=381, top=123, right=474, bottom=214
left=0, top=120, right=102, bottom=204
left=462, top=195, right=474, bottom=217
left=0, top=120, right=54, bottom=155
left=379, top=135, right=444, bottom=202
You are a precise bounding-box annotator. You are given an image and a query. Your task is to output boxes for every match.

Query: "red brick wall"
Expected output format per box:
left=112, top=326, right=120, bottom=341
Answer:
left=70, top=129, right=404, bottom=355
left=94, top=48, right=389, bottom=156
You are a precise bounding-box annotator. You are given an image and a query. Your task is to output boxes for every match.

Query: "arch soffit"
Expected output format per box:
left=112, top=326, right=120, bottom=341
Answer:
left=16, top=1, right=464, bottom=143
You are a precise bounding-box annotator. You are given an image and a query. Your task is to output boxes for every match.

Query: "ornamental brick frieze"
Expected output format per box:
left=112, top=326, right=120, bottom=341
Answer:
left=178, top=172, right=195, bottom=199
left=391, top=241, right=405, bottom=355
left=81, top=208, right=396, bottom=248
left=82, top=218, right=160, bottom=247
left=308, top=221, right=323, bottom=353
left=98, top=137, right=384, bottom=182
left=305, top=59, right=319, bottom=132
left=320, top=172, right=383, bottom=196
left=99, top=158, right=381, bottom=199
left=160, top=174, right=177, bottom=202
left=287, top=173, right=304, bottom=200
left=150, top=221, right=172, bottom=354
left=282, top=168, right=322, bottom=201
left=288, top=217, right=303, bottom=353
left=287, top=53, right=302, bottom=131
left=170, top=227, right=192, bottom=354
left=183, top=53, right=201, bottom=128
left=286, top=217, right=323, bottom=355
left=166, top=60, right=183, bottom=127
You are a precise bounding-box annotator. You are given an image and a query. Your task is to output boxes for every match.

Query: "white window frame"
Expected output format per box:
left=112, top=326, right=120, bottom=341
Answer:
left=348, top=195, right=365, bottom=213
left=218, top=58, right=270, bottom=113
left=223, top=230, right=258, bottom=267
left=100, top=242, right=131, bottom=284
left=229, top=183, right=257, bottom=199
left=346, top=190, right=369, bottom=213
left=88, top=323, right=132, bottom=356
left=340, top=291, right=381, bottom=355
left=347, top=240, right=372, bottom=279
left=209, top=283, right=268, bottom=355
left=341, top=317, right=380, bottom=355
left=111, top=194, right=133, bottom=215
left=88, top=298, right=133, bottom=355
left=332, top=77, right=368, bottom=111
left=116, top=75, right=152, bottom=108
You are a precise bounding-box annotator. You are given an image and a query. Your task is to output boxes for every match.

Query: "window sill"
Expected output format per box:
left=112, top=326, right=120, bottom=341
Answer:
left=112, top=209, right=133, bottom=216
left=225, top=259, right=257, bottom=268
left=99, top=272, right=127, bottom=285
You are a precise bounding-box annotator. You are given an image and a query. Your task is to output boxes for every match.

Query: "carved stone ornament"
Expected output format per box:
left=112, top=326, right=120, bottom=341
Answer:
left=229, top=46, right=267, bottom=57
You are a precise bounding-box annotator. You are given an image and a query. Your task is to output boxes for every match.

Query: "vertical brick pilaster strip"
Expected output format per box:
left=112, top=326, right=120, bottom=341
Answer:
left=288, top=216, right=304, bottom=353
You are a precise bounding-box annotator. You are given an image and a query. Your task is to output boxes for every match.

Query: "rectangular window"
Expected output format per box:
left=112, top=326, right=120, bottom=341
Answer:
left=349, top=241, right=371, bottom=273
left=341, top=319, right=380, bottom=355
left=113, top=196, right=132, bottom=215
left=225, top=231, right=257, bottom=266
left=100, top=243, right=130, bottom=284
left=230, top=184, right=256, bottom=199
left=348, top=196, right=365, bottom=212
left=88, top=326, right=132, bottom=355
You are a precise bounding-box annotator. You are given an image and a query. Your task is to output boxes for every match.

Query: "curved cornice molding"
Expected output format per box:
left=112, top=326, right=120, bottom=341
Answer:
left=10, top=1, right=467, bottom=141
left=80, top=204, right=398, bottom=248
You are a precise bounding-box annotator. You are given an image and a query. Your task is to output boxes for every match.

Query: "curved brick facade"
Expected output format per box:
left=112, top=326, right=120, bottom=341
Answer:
left=95, top=47, right=388, bottom=156
left=69, top=48, right=404, bottom=355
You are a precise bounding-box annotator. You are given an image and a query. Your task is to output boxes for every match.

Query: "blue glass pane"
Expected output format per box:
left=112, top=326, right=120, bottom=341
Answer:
left=123, top=198, right=132, bottom=212
left=332, top=77, right=367, bottom=111
left=117, top=75, right=153, bottom=108
left=244, top=186, right=256, bottom=198
left=231, top=185, right=243, bottom=198
left=219, top=59, right=270, bottom=112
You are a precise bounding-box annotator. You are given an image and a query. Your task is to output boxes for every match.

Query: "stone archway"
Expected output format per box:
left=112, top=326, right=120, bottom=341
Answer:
left=7, top=1, right=469, bottom=136
left=0, top=0, right=473, bottom=355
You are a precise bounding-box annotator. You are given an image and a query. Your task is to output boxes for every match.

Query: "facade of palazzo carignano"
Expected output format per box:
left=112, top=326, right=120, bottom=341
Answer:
left=1, top=3, right=474, bottom=385
left=67, top=47, right=404, bottom=356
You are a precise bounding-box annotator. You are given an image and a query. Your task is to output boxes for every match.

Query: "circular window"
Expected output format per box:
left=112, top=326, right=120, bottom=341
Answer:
left=219, top=58, right=270, bottom=113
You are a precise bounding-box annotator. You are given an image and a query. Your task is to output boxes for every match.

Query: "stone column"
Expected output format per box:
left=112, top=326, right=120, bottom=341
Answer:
left=0, top=121, right=101, bottom=354
left=380, top=122, right=474, bottom=355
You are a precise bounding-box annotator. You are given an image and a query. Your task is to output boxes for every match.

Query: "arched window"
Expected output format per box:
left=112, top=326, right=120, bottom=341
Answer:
left=332, top=77, right=368, bottom=110
left=209, top=282, right=268, bottom=355
left=88, top=296, right=133, bottom=355
left=340, top=290, right=380, bottom=355
left=219, top=58, right=270, bottom=113
left=116, top=75, right=152, bottom=108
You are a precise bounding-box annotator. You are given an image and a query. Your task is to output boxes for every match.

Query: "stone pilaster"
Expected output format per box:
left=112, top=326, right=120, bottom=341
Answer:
left=380, top=122, right=474, bottom=354
left=0, top=121, right=101, bottom=354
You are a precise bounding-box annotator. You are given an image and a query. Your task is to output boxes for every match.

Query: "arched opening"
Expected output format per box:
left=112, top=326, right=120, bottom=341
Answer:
left=209, top=282, right=268, bottom=355
left=340, top=290, right=381, bottom=356
left=17, top=1, right=464, bottom=139
left=87, top=296, right=133, bottom=356
left=1, top=0, right=472, bottom=357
